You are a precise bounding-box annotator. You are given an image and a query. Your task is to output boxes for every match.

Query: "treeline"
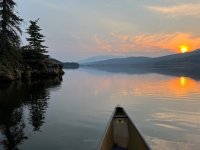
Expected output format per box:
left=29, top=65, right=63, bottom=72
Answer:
left=0, top=0, right=48, bottom=63
left=63, top=62, right=79, bottom=69
left=0, top=0, right=64, bottom=80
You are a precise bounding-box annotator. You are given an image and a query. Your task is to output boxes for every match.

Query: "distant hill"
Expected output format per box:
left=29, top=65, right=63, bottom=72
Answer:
left=81, top=49, right=200, bottom=80
left=79, top=55, right=122, bottom=64
left=82, top=56, right=151, bottom=66
left=82, top=49, right=200, bottom=69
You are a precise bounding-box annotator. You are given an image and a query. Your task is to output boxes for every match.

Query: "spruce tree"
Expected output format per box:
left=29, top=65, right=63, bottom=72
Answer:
left=0, top=0, right=23, bottom=53
left=26, top=19, right=48, bottom=59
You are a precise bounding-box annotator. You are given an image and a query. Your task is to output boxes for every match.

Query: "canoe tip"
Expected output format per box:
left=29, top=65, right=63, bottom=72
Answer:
left=115, top=105, right=123, bottom=110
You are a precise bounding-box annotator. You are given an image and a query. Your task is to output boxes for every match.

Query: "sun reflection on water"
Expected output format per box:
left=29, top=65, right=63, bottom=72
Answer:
left=180, top=77, right=186, bottom=87
left=93, top=75, right=199, bottom=99
left=171, top=76, right=198, bottom=97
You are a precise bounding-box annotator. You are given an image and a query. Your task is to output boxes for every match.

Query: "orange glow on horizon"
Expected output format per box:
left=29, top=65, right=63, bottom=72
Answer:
left=180, top=45, right=189, bottom=53
left=95, top=32, right=200, bottom=54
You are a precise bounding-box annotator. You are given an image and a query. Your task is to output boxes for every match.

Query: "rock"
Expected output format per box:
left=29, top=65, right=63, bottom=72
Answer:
left=46, top=58, right=65, bottom=76
left=0, top=65, right=21, bottom=81
left=0, top=58, right=64, bottom=81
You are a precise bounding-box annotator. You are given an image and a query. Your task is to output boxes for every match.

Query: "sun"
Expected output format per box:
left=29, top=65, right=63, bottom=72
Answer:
left=180, top=45, right=189, bottom=53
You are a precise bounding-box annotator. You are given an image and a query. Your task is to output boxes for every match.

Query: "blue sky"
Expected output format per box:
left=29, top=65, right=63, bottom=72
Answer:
left=16, top=0, right=200, bottom=61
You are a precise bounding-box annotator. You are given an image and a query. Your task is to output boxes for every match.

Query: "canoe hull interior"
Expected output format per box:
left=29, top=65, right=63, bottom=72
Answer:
left=99, top=107, right=151, bottom=150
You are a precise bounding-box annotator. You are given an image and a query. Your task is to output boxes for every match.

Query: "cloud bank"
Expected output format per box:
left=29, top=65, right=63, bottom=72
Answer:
left=94, top=32, right=200, bottom=55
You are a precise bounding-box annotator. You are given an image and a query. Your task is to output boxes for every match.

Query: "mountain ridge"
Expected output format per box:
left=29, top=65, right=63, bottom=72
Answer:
left=78, top=55, right=122, bottom=64
left=81, top=49, right=200, bottom=69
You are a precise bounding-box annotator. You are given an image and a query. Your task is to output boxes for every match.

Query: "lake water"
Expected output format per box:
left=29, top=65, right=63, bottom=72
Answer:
left=0, top=68, right=200, bottom=150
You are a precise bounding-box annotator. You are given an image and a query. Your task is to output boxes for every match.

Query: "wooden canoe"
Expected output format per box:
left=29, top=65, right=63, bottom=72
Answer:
left=98, top=106, right=151, bottom=150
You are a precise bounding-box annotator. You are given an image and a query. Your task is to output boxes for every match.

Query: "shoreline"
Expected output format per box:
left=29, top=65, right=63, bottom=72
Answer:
left=0, top=58, right=65, bottom=82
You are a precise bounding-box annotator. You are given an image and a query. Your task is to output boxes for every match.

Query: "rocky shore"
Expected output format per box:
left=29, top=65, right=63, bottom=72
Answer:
left=0, top=58, right=64, bottom=81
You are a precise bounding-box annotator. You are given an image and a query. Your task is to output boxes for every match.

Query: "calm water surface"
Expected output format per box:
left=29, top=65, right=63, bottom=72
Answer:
left=0, top=68, right=200, bottom=150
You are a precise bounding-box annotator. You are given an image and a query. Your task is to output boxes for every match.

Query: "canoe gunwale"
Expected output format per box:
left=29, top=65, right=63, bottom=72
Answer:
left=97, top=108, right=117, bottom=150
left=122, top=108, right=152, bottom=150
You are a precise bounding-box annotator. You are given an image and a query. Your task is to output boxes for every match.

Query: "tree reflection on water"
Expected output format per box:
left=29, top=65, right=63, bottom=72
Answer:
left=0, top=77, right=62, bottom=150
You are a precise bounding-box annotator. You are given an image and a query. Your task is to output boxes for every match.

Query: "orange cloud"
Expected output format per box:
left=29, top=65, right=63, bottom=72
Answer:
left=94, top=35, right=113, bottom=52
left=94, top=32, right=200, bottom=54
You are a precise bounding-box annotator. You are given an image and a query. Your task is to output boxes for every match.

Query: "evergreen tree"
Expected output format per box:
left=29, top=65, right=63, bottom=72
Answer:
left=0, top=0, right=23, bottom=53
left=26, top=19, right=48, bottom=59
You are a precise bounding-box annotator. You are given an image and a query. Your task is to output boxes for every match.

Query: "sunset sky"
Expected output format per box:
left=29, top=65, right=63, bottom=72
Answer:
left=16, top=0, right=200, bottom=61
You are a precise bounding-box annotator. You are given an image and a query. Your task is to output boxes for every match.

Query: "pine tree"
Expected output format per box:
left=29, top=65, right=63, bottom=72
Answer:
left=0, top=0, right=23, bottom=53
left=26, top=19, right=48, bottom=59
